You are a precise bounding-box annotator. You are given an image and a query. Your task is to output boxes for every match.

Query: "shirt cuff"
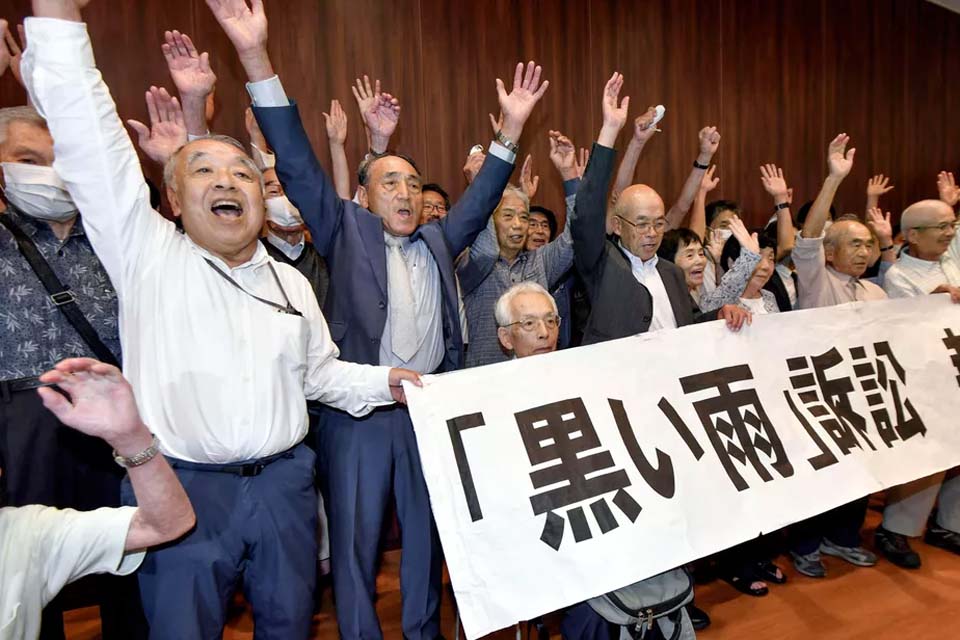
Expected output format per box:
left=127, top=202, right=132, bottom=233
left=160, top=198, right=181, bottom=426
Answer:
left=246, top=75, right=290, bottom=108
left=488, top=141, right=517, bottom=165
left=187, top=131, right=210, bottom=142
left=250, top=143, right=276, bottom=170
left=563, top=178, right=581, bottom=198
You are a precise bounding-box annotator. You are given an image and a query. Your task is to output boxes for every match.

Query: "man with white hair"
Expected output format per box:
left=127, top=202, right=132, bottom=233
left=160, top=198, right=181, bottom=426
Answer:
left=21, top=1, right=419, bottom=637
left=495, top=281, right=560, bottom=359
left=788, top=133, right=883, bottom=578
left=873, top=198, right=960, bottom=568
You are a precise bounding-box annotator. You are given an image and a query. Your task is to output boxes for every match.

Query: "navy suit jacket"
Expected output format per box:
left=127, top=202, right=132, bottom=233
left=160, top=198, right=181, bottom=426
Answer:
left=253, top=104, right=513, bottom=372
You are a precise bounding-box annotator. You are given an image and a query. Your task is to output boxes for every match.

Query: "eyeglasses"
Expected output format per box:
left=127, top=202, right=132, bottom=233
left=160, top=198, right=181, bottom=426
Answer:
left=528, top=221, right=551, bottom=231
left=502, top=314, right=562, bottom=332
left=911, top=220, right=960, bottom=233
left=423, top=203, right=447, bottom=214
left=616, top=215, right=667, bottom=234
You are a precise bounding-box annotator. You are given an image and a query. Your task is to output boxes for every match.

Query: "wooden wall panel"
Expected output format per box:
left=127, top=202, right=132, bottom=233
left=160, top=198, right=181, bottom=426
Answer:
left=1, top=0, right=958, bottom=230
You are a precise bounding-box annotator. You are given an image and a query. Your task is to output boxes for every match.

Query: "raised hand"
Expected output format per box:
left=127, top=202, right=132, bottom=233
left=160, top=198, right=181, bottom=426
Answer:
left=698, top=126, right=721, bottom=162
left=867, top=174, right=894, bottom=198
left=519, top=154, right=540, bottom=200
left=707, top=227, right=725, bottom=263
left=633, top=106, right=659, bottom=143
left=163, top=31, right=216, bottom=99
left=351, top=75, right=379, bottom=121
left=938, top=171, right=960, bottom=207
left=323, top=99, right=348, bottom=146
left=760, top=163, right=789, bottom=203
left=244, top=106, right=267, bottom=150
left=205, top=0, right=273, bottom=82
left=496, top=61, right=549, bottom=142
left=463, top=150, right=485, bottom=185
left=364, top=92, right=401, bottom=151
left=598, top=72, right=629, bottom=147
left=729, top=215, right=760, bottom=254
left=700, top=165, right=719, bottom=194
left=827, top=133, right=855, bottom=178
left=37, top=358, right=147, bottom=449
left=126, top=86, right=188, bottom=166
left=576, top=147, right=590, bottom=178
left=548, top=130, right=577, bottom=181
left=866, top=206, right=894, bottom=245
left=0, top=21, right=9, bottom=78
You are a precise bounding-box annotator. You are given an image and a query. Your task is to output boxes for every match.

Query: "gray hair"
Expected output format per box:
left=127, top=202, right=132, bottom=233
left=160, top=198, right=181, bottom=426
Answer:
left=494, top=281, right=557, bottom=327
left=496, top=184, right=530, bottom=213
left=162, top=134, right=264, bottom=192
left=0, top=106, right=47, bottom=148
left=823, top=219, right=870, bottom=251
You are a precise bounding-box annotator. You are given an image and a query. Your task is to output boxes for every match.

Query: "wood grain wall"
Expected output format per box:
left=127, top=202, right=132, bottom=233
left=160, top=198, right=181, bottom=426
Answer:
left=1, top=0, right=958, bottom=228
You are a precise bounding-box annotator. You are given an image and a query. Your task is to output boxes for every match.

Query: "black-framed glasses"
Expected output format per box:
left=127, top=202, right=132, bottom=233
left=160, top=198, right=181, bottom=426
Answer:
left=423, top=203, right=448, bottom=214
left=912, top=220, right=960, bottom=233
left=616, top=215, right=667, bottom=233
left=502, top=314, right=562, bottom=332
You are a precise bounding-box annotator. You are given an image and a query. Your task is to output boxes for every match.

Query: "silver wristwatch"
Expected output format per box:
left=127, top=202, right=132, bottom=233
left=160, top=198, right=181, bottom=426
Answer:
left=113, top=434, right=161, bottom=468
left=494, top=129, right=519, bottom=154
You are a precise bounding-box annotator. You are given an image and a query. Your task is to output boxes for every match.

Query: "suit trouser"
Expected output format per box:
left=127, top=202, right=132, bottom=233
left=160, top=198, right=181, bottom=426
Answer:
left=882, top=468, right=960, bottom=537
left=121, top=443, right=318, bottom=640
left=791, top=496, right=869, bottom=555
left=0, top=382, right=146, bottom=640
left=318, top=404, right=443, bottom=640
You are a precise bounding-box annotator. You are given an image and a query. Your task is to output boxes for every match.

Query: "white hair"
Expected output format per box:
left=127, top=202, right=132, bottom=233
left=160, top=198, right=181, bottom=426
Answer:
left=494, top=281, right=557, bottom=327
left=496, top=184, right=530, bottom=213
left=162, top=134, right=264, bottom=193
left=0, top=106, right=47, bottom=148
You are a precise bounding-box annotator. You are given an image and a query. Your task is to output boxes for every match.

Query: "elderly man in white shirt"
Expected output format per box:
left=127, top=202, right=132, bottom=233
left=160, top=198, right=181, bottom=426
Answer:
left=2, top=357, right=194, bottom=640
left=20, top=2, right=418, bottom=638
left=788, top=134, right=883, bottom=579
left=873, top=199, right=960, bottom=569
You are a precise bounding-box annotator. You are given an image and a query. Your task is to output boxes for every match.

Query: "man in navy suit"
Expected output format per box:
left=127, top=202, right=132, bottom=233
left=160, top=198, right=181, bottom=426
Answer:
left=208, top=2, right=549, bottom=637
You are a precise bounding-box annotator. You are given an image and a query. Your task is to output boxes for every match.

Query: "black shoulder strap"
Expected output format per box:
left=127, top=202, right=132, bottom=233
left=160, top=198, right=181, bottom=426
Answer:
left=0, top=214, right=120, bottom=367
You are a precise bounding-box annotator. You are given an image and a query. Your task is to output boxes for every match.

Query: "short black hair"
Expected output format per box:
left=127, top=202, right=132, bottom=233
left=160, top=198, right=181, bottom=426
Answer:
left=357, top=151, right=422, bottom=187
left=705, top=200, right=741, bottom=227
left=422, top=183, right=451, bottom=210
left=529, top=205, right=558, bottom=240
left=721, top=228, right=778, bottom=271
left=658, top=228, right=703, bottom=263
left=795, top=200, right=836, bottom=227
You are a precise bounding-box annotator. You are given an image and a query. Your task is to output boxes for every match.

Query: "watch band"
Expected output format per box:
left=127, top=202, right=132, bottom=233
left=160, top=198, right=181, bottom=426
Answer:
left=113, top=434, right=161, bottom=468
left=495, top=130, right=519, bottom=154
left=774, top=202, right=790, bottom=211
left=880, top=244, right=895, bottom=252
left=693, top=160, right=709, bottom=170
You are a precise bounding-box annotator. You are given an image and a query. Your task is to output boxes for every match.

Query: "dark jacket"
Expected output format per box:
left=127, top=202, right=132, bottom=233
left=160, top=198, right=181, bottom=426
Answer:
left=570, top=143, right=718, bottom=345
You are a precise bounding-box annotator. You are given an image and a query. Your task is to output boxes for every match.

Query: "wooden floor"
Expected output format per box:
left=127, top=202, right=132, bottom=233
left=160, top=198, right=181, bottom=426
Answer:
left=65, top=507, right=960, bottom=639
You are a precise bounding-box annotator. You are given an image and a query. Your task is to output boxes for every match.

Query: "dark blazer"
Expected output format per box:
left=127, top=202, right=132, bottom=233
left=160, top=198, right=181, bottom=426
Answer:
left=253, top=104, right=513, bottom=372
left=570, top=143, right=718, bottom=345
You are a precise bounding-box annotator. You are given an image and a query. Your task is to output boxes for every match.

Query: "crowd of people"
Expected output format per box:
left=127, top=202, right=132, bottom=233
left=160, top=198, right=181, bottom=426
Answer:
left=1, top=1, right=960, bottom=639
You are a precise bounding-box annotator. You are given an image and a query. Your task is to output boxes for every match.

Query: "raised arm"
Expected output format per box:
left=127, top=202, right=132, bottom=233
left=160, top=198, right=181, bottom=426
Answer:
left=938, top=171, right=960, bottom=209
left=127, top=86, right=188, bottom=166
left=698, top=217, right=762, bottom=312
left=610, top=106, right=659, bottom=204
left=23, top=0, right=169, bottom=294
left=866, top=206, right=897, bottom=265
left=37, top=358, right=195, bottom=550
left=689, top=164, right=718, bottom=241
left=572, top=72, right=628, bottom=291
left=665, top=126, right=720, bottom=230
left=322, top=99, right=351, bottom=199
left=549, top=129, right=583, bottom=220
left=162, top=30, right=216, bottom=138
left=865, top=173, right=893, bottom=215
left=802, top=134, right=855, bottom=238
left=759, top=163, right=795, bottom=260
left=352, top=76, right=399, bottom=155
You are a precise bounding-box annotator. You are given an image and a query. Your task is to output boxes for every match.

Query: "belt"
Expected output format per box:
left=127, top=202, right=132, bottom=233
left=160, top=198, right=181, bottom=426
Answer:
left=0, top=376, right=47, bottom=402
left=167, top=447, right=296, bottom=477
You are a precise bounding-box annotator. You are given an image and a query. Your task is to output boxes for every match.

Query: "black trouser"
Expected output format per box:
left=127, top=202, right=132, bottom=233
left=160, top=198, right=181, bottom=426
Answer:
left=0, top=380, right=147, bottom=640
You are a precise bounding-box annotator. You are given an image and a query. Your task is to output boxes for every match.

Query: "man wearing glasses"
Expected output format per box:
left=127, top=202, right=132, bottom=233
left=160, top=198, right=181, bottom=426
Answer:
left=495, top=282, right=561, bottom=358
left=421, top=184, right=451, bottom=222
left=874, top=199, right=960, bottom=570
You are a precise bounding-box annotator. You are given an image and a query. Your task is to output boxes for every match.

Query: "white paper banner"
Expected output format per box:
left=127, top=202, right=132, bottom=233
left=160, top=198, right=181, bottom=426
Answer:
left=405, top=295, right=960, bottom=639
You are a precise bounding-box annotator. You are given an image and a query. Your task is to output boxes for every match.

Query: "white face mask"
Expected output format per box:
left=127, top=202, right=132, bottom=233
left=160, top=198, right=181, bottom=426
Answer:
left=265, top=195, right=304, bottom=228
left=1, top=162, right=78, bottom=223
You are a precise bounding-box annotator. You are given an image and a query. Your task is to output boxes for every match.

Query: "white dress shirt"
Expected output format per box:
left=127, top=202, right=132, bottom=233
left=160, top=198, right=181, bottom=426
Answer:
left=265, top=232, right=306, bottom=261
left=791, top=233, right=887, bottom=310
left=884, top=235, right=960, bottom=298
left=1, top=505, right=144, bottom=640
left=23, top=17, right=393, bottom=464
left=621, top=247, right=678, bottom=332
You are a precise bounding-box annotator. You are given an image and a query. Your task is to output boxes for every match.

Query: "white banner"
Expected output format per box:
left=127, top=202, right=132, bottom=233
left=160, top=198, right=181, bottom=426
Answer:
left=405, top=295, right=960, bottom=639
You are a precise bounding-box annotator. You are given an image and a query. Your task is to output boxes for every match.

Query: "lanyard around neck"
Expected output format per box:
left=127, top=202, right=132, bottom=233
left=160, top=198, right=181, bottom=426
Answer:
left=204, top=258, right=303, bottom=317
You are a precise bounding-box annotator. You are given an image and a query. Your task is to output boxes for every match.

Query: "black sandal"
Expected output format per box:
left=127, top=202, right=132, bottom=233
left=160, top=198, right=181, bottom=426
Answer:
left=754, top=560, right=787, bottom=585
left=723, top=571, right=769, bottom=597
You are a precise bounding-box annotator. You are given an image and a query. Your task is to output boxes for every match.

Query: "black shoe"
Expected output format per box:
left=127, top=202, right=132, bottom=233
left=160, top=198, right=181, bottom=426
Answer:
left=875, top=526, right=921, bottom=569
left=925, top=524, right=960, bottom=555
left=687, top=604, right=711, bottom=631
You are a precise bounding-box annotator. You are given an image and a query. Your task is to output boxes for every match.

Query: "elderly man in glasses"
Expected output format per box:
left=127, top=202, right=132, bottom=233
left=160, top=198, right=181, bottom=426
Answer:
left=495, top=282, right=561, bottom=358
left=874, top=199, right=960, bottom=569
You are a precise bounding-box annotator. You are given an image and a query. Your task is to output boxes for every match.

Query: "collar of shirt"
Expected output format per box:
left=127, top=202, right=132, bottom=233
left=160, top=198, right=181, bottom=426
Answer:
left=184, top=232, right=272, bottom=274
left=620, top=241, right=659, bottom=272
left=265, top=232, right=305, bottom=261
left=825, top=264, right=864, bottom=290
left=898, top=248, right=949, bottom=272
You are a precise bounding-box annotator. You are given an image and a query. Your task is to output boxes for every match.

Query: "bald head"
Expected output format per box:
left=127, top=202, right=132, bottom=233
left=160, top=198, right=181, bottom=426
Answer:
left=613, top=184, right=665, bottom=220
left=612, top=184, right=667, bottom=261
left=902, top=199, right=957, bottom=260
